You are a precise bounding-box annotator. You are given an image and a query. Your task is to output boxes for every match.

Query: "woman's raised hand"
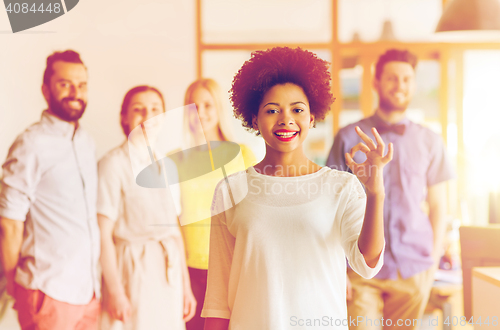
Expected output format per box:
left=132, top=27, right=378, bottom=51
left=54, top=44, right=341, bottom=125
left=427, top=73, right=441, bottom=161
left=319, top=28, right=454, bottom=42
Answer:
left=345, top=126, right=393, bottom=195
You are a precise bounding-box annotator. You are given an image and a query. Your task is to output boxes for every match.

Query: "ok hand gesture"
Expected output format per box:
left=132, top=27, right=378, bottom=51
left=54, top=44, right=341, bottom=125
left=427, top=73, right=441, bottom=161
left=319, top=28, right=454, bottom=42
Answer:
left=345, top=126, right=393, bottom=195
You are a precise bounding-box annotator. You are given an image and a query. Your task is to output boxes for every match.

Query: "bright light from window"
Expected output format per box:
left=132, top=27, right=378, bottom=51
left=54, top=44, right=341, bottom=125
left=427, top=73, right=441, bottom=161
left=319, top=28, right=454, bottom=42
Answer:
left=447, top=123, right=457, bottom=157
left=463, top=50, right=500, bottom=195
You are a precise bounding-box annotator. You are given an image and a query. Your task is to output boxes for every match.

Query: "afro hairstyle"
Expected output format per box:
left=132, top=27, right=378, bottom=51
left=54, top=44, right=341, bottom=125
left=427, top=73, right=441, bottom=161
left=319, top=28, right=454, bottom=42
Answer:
left=230, top=47, right=334, bottom=135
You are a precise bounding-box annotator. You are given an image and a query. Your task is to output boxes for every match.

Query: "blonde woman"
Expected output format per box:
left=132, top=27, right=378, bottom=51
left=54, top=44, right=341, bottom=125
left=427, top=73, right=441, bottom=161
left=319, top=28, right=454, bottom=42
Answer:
left=98, top=86, right=196, bottom=330
left=172, top=79, right=256, bottom=330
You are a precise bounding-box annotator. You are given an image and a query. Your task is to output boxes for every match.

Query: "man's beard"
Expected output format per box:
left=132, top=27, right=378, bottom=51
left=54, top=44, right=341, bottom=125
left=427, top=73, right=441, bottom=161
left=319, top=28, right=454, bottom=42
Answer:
left=49, top=90, right=87, bottom=122
left=378, top=93, right=409, bottom=113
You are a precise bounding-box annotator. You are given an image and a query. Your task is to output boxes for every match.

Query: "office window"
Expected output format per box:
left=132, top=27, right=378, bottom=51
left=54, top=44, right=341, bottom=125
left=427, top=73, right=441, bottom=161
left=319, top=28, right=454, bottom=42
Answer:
left=338, top=0, right=442, bottom=43
left=408, top=59, right=441, bottom=133
left=202, top=0, right=332, bottom=44
left=463, top=50, right=500, bottom=225
left=339, top=64, right=364, bottom=128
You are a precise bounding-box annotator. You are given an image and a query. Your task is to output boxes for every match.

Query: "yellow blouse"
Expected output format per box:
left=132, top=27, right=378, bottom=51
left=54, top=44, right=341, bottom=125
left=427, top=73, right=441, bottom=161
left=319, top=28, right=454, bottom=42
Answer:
left=172, top=143, right=256, bottom=269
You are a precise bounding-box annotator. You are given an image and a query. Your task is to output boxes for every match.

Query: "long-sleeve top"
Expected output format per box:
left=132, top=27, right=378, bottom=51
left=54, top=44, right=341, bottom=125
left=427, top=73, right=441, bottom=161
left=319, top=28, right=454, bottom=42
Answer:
left=202, top=166, right=384, bottom=329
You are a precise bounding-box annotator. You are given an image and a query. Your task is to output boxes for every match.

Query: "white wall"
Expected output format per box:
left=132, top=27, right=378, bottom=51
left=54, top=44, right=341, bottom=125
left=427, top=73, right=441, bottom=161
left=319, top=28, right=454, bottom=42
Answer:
left=0, top=0, right=196, bottom=169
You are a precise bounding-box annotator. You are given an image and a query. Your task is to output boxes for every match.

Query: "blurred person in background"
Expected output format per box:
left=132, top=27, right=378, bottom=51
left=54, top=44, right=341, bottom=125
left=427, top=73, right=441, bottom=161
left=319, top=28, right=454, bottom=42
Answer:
left=98, top=85, right=196, bottom=330
left=327, top=49, right=454, bottom=329
left=0, top=50, right=101, bottom=330
left=170, top=78, right=256, bottom=330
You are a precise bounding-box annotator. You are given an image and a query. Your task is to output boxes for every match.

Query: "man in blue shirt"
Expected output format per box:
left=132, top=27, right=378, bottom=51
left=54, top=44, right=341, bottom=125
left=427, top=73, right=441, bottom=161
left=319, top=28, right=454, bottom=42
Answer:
left=327, top=49, right=454, bottom=329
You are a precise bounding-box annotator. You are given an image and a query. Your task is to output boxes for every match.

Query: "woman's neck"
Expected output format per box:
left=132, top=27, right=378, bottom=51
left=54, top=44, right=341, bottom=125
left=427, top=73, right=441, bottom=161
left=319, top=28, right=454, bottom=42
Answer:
left=203, top=127, right=224, bottom=142
left=191, top=127, right=224, bottom=149
left=255, top=147, right=320, bottom=177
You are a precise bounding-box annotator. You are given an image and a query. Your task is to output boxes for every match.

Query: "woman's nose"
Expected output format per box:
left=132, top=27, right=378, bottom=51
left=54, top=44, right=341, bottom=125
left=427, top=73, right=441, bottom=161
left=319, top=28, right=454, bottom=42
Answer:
left=144, top=108, right=157, bottom=121
left=278, top=112, right=294, bottom=125
left=195, top=104, right=205, bottom=117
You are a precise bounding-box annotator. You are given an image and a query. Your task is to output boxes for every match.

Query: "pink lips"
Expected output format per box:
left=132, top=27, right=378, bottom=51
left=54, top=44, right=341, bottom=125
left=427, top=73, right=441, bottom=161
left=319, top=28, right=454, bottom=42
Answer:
left=274, top=129, right=299, bottom=142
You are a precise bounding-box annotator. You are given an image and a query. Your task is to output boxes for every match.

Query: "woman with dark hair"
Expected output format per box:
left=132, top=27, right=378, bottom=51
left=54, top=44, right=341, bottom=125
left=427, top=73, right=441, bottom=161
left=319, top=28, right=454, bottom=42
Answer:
left=97, top=86, right=196, bottom=330
left=202, top=47, right=393, bottom=330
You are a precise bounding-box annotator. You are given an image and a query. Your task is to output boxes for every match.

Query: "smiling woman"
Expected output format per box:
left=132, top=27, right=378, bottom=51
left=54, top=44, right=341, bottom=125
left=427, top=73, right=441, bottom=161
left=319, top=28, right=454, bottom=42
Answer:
left=97, top=85, right=196, bottom=330
left=202, top=47, right=392, bottom=330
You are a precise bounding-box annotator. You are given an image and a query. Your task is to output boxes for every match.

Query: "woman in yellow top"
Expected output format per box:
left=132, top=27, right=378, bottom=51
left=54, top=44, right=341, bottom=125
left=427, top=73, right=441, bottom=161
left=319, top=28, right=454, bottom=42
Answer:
left=178, top=78, right=256, bottom=330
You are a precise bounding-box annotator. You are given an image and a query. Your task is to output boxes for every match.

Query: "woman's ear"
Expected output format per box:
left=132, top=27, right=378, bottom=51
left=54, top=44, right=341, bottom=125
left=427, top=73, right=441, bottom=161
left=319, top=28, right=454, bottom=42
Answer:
left=309, top=114, right=315, bottom=128
left=252, top=115, right=259, bottom=131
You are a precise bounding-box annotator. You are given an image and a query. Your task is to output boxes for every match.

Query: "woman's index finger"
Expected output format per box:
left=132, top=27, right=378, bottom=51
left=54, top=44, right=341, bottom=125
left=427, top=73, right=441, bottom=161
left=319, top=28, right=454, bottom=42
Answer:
left=355, top=126, right=377, bottom=150
left=371, top=127, right=385, bottom=154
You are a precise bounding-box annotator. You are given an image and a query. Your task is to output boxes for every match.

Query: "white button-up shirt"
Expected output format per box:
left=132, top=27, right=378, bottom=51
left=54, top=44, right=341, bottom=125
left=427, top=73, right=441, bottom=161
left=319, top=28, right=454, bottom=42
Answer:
left=0, top=111, right=100, bottom=305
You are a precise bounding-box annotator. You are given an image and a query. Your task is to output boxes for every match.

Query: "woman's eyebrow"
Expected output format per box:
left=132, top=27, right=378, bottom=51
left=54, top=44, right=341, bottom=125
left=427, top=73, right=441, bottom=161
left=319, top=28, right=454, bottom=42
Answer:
left=262, top=102, right=280, bottom=107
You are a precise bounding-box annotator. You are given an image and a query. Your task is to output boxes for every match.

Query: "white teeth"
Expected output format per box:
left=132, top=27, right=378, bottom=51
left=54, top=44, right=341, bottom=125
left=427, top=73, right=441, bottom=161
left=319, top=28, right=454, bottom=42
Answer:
left=275, top=132, right=297, bottom=138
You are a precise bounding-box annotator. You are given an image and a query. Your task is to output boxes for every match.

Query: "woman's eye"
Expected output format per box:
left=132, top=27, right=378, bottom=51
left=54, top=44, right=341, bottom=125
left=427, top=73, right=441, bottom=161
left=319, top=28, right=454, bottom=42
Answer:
left=267, top=109, right=278, bottom=114
left=294, top=108, right=304, bottom=113
left=133, top=108, right=142, bottom=113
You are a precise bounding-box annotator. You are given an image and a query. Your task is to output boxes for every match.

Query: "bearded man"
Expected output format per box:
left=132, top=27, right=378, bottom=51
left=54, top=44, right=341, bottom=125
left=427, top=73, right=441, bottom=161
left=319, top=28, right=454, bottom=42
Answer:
left=327, top=49, right=454, bottom=330
left=0, top=50, right=101, bottom=330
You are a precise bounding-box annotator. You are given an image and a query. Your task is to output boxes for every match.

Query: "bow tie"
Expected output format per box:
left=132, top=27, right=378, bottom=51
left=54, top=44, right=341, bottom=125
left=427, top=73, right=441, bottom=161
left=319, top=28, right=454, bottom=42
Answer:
left=375, top=123, right=406, bottom=135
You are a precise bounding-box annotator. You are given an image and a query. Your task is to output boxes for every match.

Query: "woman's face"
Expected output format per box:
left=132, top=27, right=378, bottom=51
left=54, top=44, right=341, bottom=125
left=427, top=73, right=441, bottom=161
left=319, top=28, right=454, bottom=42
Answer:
left=188, top=87, right=219, bottom=135
left=253, top=83, right=314, bottom=154
left=124, top=90, right=164, bottom=133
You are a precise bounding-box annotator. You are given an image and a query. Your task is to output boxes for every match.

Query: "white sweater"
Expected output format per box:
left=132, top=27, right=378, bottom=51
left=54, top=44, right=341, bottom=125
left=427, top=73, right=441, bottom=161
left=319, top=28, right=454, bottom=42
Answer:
left=201, top=166, right=384, bottom=330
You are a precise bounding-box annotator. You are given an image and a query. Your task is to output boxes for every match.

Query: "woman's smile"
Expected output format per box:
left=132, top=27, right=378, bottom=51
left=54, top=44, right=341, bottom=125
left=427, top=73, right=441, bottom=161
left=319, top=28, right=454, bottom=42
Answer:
left=274, top=129, right=299, bottom=141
